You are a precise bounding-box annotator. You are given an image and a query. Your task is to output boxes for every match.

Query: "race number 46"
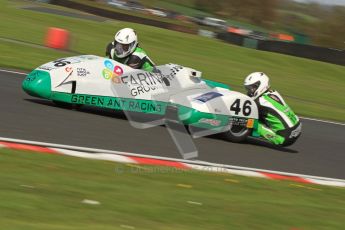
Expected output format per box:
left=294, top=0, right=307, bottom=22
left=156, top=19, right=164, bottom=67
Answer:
left=230, top=99, right=252, bottom=116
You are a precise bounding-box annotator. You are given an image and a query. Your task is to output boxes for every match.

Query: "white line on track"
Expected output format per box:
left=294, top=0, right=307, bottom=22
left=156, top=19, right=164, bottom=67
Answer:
left=0, top=68, right=344, bottom=126
left=0, top=68, right=27, bottom=75
left=1, top=136, right=345, bottom=184
left=300, top=117, right=345, bottom=126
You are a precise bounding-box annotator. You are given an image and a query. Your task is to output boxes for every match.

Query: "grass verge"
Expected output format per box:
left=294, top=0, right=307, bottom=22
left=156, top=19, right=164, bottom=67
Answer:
left=0, top=0, right=344, bottom=121
left=1, top=149, right=345, bottom=229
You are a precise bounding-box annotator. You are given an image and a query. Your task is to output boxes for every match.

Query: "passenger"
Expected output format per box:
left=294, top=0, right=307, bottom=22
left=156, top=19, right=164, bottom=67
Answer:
left=106, top=28, right=155, bottom=72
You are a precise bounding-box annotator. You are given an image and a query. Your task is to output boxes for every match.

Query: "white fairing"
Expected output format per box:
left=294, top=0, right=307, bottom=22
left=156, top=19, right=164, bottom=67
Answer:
left=37, top=55, right=133, bottom=96
left=37, top=55, right=258, bottom=119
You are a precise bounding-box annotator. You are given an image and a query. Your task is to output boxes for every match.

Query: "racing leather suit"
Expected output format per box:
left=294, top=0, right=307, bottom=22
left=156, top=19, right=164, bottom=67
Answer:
left=255, top=90, right=302, bottom=146
left=106, top=42, right=155, bottom=72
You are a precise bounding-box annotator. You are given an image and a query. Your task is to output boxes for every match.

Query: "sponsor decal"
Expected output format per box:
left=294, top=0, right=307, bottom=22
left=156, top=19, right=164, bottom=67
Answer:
left=194, top=92, right=223, bottom=103
left=65, top=66, right=73, bottom=72
left=77, top=68, right=90, bottom=77
left=118, top=71, right=171, bottom=96
left=246, top=119, right=254, bottom=128
left=102, top=60, right=123, bottom=81
left=70, top=95, right=163, bottom=113
left=199, top=118, right=221, bottom=127
left=39, top=57, right=83, bottom=71
left=229, top=117, right=248, bottom=127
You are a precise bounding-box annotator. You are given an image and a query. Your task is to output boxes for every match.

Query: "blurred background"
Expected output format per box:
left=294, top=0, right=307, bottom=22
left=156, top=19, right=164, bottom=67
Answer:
left=89, top=0, right=345, bottom=49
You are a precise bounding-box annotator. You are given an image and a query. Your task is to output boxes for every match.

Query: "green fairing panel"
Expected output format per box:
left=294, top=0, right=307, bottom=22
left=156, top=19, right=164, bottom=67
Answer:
left=263, top=94, right=299, bottom=127
left=251, top=120, right=261, bottom=137
left=142, top=61, right=154, bottom=72
left=22, top=70, right=52, bottom=99
left=52, top=92, right=167, bottom=115
left=266, top=113, right=285, bottom=132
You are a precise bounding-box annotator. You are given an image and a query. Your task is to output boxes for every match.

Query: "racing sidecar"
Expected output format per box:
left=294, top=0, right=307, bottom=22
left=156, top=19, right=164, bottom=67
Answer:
left=22, top=55, right=260, bottom=142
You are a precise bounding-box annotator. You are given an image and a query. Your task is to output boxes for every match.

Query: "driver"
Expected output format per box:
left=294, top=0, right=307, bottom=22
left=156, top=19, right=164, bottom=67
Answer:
left=244, top=72, right=302, bottom=147
left=106, top=28, right=155, bottom=72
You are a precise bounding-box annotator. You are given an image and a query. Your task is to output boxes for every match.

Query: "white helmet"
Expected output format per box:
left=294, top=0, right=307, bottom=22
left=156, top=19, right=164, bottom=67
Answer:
left=114, top=28, right=138, bottom=58
left=244, top=72, right=270, bottom=99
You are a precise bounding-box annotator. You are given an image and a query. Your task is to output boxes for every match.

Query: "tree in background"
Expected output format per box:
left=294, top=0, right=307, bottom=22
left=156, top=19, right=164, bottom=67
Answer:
left=112, top=0, right=343, bottom=49
left=194, top=0, right=221, bottom=14
left=194, top=0, right=277, bottom=28
left=311, top=6, right=345, bottom=49
left=276, top=1, right=344, bottom=49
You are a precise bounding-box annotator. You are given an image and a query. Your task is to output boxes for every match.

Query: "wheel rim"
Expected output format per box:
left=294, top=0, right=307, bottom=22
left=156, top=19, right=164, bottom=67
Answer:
left=229, top=125, right=248, bottom=137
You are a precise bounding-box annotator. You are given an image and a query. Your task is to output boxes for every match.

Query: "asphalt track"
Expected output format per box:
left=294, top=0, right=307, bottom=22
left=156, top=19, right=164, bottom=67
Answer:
left=1, top=70, right=344, bottom=179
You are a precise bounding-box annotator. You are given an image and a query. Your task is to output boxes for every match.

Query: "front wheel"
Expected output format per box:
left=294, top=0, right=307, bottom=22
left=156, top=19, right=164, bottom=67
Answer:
left=222, top=125, right=251, bottom=143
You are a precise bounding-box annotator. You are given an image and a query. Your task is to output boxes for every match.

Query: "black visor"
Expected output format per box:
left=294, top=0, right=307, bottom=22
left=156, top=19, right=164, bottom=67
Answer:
left=114, top=41, right=135, bottom=58
left=245, top=81, right=260, bottom=97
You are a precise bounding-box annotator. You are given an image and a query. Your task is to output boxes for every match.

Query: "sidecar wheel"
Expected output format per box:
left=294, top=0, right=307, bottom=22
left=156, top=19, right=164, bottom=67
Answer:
left=223, top=125, right=251, bottom=143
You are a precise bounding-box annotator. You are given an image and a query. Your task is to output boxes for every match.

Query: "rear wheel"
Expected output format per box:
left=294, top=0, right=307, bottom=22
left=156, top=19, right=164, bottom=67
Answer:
left=223, top=124, right=251, bottom=143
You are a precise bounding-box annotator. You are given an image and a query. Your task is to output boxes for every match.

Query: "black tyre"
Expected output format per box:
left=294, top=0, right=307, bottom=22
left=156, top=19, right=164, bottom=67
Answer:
left=222, top=125, right=251, bottom=143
